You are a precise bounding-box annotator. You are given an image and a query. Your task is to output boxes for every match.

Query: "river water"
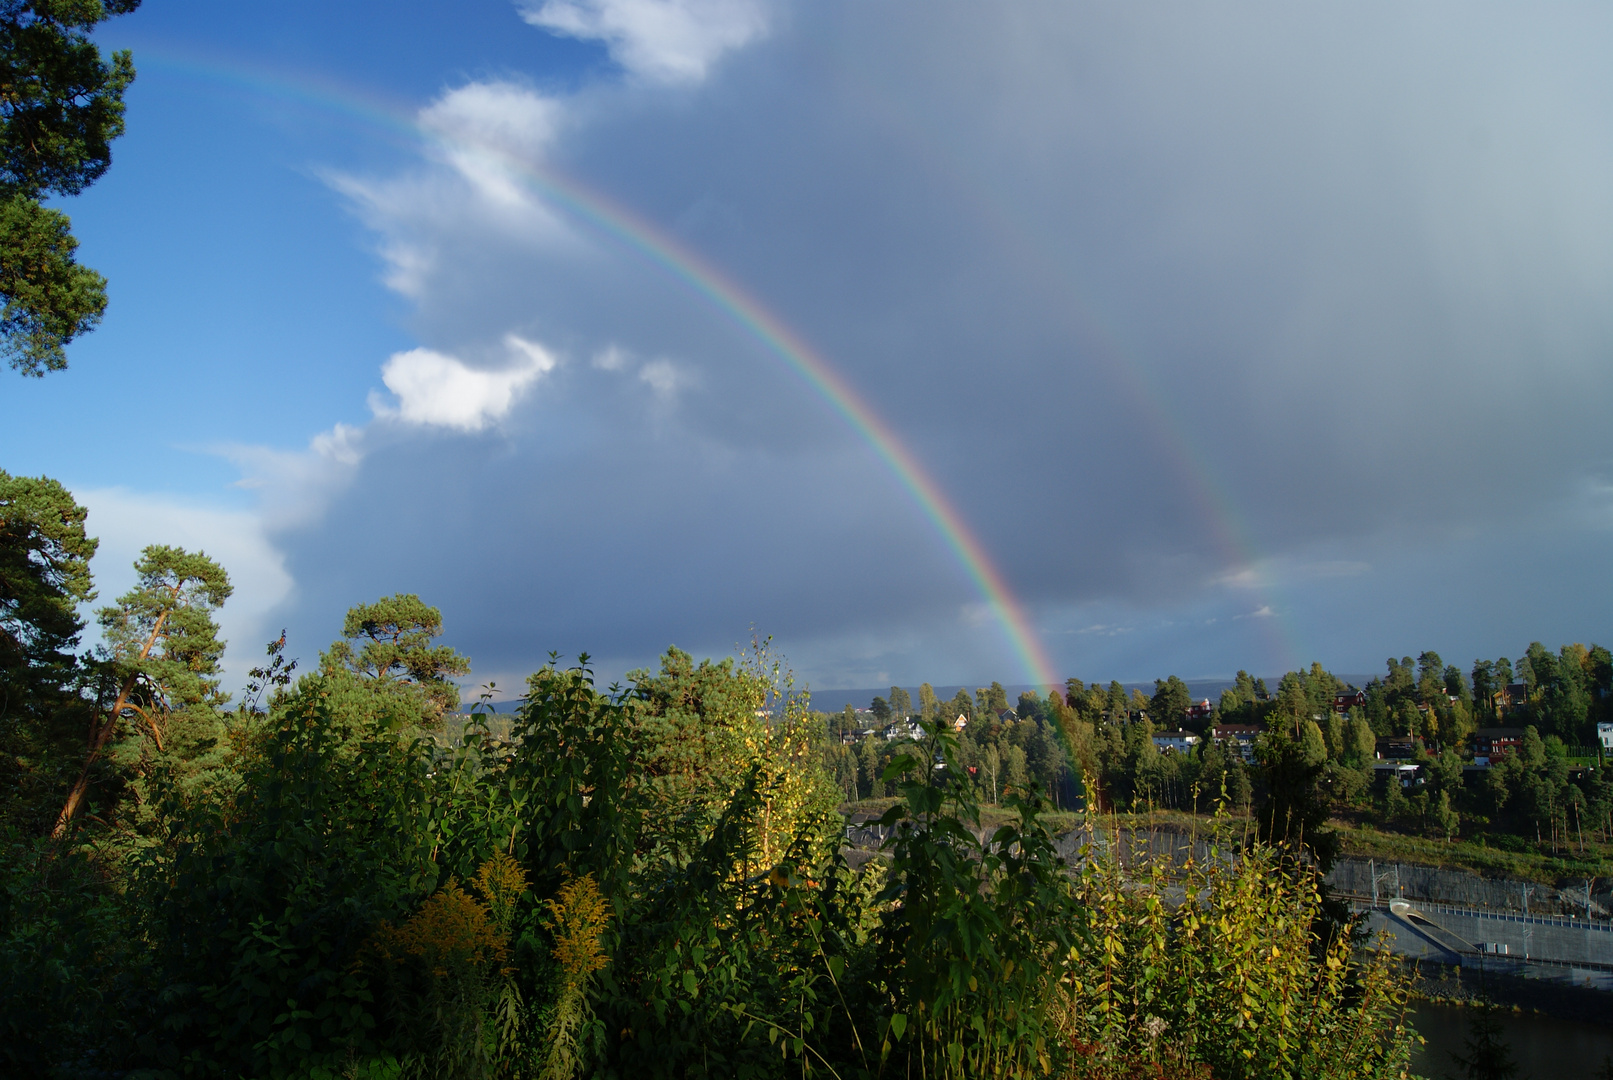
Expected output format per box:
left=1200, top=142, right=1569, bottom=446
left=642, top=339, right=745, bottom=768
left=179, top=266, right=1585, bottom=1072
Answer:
left=1410, top=1001, right=1613, bottom=1078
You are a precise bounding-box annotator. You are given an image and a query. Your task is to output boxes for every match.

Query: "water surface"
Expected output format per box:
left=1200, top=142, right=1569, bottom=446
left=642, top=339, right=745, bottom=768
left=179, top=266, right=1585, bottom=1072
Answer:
left=1410, top=1001, right=1613, bottom=1078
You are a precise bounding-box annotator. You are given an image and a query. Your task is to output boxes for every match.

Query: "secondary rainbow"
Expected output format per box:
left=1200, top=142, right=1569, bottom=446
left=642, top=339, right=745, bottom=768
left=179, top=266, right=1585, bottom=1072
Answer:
left=135, top=48, right=1064, bottom=691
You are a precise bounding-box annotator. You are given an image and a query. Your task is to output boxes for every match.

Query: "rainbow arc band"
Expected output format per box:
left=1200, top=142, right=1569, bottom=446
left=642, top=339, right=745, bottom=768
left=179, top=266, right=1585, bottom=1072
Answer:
left=139, top=49, right=1061, bottom=690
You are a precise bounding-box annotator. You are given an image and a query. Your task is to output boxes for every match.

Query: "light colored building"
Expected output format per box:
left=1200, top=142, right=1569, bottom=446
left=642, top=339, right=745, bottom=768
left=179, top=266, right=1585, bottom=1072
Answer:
left=1152, top=729, right=1201, bottom=754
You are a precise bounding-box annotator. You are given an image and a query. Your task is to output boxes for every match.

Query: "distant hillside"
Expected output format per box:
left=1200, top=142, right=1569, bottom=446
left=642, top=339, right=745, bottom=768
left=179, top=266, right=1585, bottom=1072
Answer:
left=454, top=676, right=1385, bottom=717
left=804, top=677, right=1379, bottom=715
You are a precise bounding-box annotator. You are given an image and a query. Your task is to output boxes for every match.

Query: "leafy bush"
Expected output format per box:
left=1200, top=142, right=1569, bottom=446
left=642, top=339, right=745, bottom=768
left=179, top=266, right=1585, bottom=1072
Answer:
left=4, top=645, right=1421, bottom=1080
left=138, top=680, right=437, bottom=1077
left=868, top=726, right=1083, bottom=1078
left=361, top=854, right=532, bottom=1079
left=0, top=830, right=148, bottom=1078
left=1055, top=820, right=1415, bottom=1079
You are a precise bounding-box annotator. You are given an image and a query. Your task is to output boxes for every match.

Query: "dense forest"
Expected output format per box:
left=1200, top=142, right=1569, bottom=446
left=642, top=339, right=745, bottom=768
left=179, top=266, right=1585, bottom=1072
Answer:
left=0, top=470, right=1424, bottom=1078
left=825, top=648, right=1613, bottom=860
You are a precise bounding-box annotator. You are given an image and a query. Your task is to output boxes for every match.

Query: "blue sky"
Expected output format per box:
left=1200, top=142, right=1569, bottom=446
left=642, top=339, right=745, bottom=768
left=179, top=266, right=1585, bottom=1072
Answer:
left=2, top=1, right=1611, bottom=697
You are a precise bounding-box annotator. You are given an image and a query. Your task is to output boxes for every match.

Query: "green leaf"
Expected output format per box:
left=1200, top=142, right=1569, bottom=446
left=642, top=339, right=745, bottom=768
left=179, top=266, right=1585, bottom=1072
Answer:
left=882, top=754, right=918, bottom=781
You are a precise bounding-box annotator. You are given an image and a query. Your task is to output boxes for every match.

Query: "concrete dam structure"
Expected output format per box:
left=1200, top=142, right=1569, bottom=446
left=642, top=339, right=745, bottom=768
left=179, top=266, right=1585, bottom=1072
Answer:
left=1362, top=900, right=1613, bottom=990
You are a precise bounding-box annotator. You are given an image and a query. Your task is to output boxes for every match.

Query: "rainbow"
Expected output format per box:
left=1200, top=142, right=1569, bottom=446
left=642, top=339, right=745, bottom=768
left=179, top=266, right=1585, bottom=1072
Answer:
left=125, top=45, right=1065, bottom=690
left=834, top=72, right=1306, bottom=673
left=525, top=170, right=1065, bottom=690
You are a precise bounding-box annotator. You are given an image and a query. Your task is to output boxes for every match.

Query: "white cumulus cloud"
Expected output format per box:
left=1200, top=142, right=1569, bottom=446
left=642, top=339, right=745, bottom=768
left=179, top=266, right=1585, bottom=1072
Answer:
left=371, top=335, right=558, bottom=431
left=518, top=0, right=769, bottom=85
left=419, top=81, right=566, bottom=206
left=218, top=421, right=366, bottom=530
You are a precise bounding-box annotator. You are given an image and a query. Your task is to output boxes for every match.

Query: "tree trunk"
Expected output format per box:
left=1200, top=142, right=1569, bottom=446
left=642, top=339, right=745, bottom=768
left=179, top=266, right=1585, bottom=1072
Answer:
left=50, top=601, right=173, bottom=838
left=51, top=694, right=128, bottom=838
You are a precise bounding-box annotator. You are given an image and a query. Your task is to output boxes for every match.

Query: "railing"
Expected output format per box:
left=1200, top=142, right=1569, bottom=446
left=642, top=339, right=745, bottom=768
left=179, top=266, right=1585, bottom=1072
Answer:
left=1350, top=900, right=1613, bottom=973
left=1334, top=892, right=1613, bottom=933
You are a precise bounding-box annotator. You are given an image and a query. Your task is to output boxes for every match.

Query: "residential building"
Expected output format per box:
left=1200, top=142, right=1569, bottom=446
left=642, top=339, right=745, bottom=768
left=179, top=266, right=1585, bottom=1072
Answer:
left=1333, top=688, right=1367, bottom=713
left=1599, top=722, right=1613, bottom=752
left=1473, top=728, right=1525, bottom=759
left=1152, top=729, right=1201, bottom=754
left=1374, top=737, right=1423, bottom=760
left=1373, top=761, right=1420, bottom=788
left=1186, top=699, right=1214, bottom=724
left=1211, top=723, right=1259, bottom=763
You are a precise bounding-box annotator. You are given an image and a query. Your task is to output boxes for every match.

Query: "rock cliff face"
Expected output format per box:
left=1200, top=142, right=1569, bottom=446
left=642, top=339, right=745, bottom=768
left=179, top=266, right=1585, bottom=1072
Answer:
left=1326, top=856, right=1611, bottom=919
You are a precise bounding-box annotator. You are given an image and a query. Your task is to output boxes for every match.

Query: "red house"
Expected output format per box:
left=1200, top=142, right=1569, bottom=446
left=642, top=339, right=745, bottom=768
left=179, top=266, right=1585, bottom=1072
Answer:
left=1473, top=727, right=1525, bottom=759
left=1333, top=689, right=1367, bottom=713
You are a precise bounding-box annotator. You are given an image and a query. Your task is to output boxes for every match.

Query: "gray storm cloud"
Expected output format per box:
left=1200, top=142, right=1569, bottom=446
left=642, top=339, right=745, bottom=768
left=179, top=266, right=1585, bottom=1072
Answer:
left=275, top=1, right=1613, bottom=686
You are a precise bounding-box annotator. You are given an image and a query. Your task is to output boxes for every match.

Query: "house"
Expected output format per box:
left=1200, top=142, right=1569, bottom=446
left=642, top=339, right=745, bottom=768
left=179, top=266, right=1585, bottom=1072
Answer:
left=1211, top=723, right=1259, bottom=763
left=996, top=708, right=1018, bottom=725
left=1599, top=722, right=1613, bottom=752
left=1373, top=761, right=1420, bottom=788
left=881, top=719, right=923, bottom=742
left=1473, top=728, right=1525, bottom=759
left=1152, top=729, right=1201, bottom=754
left=1333, top=688, right=1367, bottom=713
left=1501, top=684, right=1529, bottom=713
left=1186, top=699, right=1214, bottom=723
left=1375, top=737, right=1423, bottom=761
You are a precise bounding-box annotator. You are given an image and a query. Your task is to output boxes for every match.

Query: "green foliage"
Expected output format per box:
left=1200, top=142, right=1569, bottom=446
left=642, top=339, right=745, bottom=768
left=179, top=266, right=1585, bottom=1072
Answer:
left=1148, top=675, right=1191, bottom=731
left=139, top=680, right=438, bottom=1076
left=0, top=0, right=140, bottom=374
left=0, top=469, right=97, bottom=832
left=0, top=828, right=147, bottom=1075
left=97, top=544, right=233, bottom=714
left=1056, top=823, right=1414, bottom=1079
left=322, top=593, right=471, bottom=722
left=23, top=528, right=1613, bottom=1080
left=0, top=192, right=106, bottom=372
left=53, top=544, right=232, bottom=837
left=0, top=467, right=95, bottom=677
left=871, top=720, right=1083, bottom=1077
left=361, top=855, right=533, bottom=1080
left=1255, top=726, right=1339, bottom=877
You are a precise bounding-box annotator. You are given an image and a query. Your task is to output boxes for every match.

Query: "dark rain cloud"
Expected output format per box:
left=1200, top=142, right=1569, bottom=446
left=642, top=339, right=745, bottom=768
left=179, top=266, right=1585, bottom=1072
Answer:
left=272, top=1, right=1613, bottom=686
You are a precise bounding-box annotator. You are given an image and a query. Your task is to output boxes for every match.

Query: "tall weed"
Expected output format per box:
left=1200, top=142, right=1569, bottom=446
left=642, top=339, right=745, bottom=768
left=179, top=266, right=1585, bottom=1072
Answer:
left=1054, top=817, right=1415, bottom=1079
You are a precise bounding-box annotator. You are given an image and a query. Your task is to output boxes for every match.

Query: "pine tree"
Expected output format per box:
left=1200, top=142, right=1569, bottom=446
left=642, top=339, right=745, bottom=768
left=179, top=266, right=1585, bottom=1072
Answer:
left=0, top=0, right=142, bottom=374
left=53, top=544, right=231, bottom=835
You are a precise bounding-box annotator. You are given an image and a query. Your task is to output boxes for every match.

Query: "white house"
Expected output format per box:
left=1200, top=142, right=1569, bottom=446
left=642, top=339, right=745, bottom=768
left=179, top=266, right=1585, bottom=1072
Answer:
left=1152, top=729, right=1201, bottom=754
left=1599, top=722, right=1613, bottom=752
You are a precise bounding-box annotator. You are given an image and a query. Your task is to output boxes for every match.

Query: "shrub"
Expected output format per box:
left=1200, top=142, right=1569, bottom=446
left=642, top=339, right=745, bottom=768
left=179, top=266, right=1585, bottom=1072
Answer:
left=138, top=680, right=437, bottom=1077
left=1054, top=819, right=1415, bottom=1080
